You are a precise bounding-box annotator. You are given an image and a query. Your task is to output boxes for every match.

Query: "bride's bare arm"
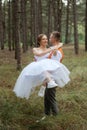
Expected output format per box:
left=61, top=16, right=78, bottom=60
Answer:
left=32, top=47, right=54, bottom=56
left=32, top=43, right=63, bottom=56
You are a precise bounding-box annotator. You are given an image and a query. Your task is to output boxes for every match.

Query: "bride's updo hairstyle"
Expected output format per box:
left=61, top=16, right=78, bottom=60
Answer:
left=37, top=34, right=46, bottom=46
left=51, top=31, right=60, bottom=41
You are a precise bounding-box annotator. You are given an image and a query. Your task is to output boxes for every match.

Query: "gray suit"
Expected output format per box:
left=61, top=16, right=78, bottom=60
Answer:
left=44, top=85, right=58, bottom=116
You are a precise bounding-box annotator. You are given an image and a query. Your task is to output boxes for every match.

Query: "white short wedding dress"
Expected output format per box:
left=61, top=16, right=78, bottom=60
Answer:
left=13, top=53, right=70, bottom=99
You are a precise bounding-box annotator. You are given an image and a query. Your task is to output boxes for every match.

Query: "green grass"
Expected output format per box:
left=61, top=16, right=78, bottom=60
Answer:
left=0, top=45, right=87, bottom=130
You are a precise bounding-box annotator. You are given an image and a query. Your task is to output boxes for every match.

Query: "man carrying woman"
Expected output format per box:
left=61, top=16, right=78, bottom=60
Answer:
left=13, top=31, right=70, bottom=119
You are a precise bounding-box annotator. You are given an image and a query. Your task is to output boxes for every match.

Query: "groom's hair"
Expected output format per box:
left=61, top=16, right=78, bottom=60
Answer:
left=51, top=31, right=60, bottom=41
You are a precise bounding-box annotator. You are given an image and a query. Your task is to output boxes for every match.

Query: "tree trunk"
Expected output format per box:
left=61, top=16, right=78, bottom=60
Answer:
left=31, top=0, right=38, bottom=46
left=72, top=0, right=79, bottom=54
left=47, top=0, right=52, bottom=42
left=34, top=0, right=39, bottom=46
left=12, top=0, right=15, bottom=50
left=20, top=0, right=28, bottom=52
left=14, top=0, right=21, bottom=70
left=38, top=0, right=42, bottom=34
left=8, top=0, right=12, bottom=51
left=52, top=0, right=57, bottom=30
left=65, top=0, right=70, bottom=44
left=30, top=0, right=34, bottom=46
left=57, top=0, right=63, bottom=33
left=0, top=0, right=4, bottom=50
left=85, top=0, right=87, bottom=51
left=3, top=2, right=6, bottom=46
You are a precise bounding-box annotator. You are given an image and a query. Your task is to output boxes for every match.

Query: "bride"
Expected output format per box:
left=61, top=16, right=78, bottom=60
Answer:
left=13, top=34, right=70, bottom=99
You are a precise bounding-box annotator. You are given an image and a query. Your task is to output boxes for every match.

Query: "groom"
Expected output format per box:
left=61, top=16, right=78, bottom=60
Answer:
left=44, top=31, right=64, bottom=117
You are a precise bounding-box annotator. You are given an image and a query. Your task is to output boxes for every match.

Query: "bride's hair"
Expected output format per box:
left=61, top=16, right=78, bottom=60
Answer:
left=37, top=34, right=46, bottom=46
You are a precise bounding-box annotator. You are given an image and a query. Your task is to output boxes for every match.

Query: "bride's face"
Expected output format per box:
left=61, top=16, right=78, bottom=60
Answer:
left=40, top=35, right=48, bottom=47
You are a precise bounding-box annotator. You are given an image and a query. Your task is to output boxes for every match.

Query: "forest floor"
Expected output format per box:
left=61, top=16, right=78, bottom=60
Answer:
left=0, top=44, right=87, bottom=130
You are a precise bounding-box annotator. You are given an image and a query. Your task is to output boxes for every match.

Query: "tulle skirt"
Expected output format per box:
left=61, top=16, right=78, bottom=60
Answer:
left=13, top=59, right=70, bottom=99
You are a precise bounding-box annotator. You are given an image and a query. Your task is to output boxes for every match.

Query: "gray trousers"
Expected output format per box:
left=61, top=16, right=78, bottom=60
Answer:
left=44, top=86, right=58, bottom=116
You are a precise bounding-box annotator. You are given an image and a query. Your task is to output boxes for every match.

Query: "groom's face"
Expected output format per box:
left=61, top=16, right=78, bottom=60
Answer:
left=49, top=34, right=56, bottom=45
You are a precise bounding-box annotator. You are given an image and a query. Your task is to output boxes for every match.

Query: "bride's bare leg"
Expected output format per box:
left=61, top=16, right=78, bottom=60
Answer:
left=38, top=74, right=49, bottom=97
left=43, top=71, right=58, bottom=88
left=38, top=71, right=57, bottom=97
left=43, top=71, right=52, bottom=82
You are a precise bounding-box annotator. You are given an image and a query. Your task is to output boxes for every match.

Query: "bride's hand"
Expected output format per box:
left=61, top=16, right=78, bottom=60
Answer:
left=50, top=45, right=58, bottom=50
left=52, top=45, right=59, bottom=50
left=50, top=43, right=63, bottom=51
left=53, top=50, right=57, bottom=56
